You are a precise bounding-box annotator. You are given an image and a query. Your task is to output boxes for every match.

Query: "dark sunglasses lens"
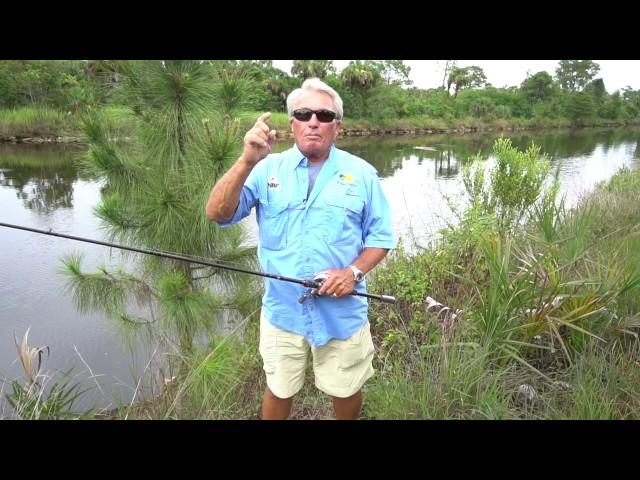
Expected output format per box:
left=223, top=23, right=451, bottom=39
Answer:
left=316, top=110, right=336, bottom=122
left=293, top=109, right=313, bottom=121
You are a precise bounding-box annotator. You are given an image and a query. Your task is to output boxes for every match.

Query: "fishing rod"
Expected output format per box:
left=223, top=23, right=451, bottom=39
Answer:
left=0, top=222, right=396, bottom=304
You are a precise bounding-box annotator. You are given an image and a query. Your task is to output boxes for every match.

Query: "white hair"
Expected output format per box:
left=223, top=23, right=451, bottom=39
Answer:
left=286, top=78, right=344, bottom=120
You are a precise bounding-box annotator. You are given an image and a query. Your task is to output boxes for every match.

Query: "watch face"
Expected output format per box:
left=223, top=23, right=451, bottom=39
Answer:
left=350, top=265, right=364, bottom=282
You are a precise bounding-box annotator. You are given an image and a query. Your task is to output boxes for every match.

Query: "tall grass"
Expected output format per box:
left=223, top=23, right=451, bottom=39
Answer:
left=2, top=106, right=636, bottom=142
left=0, top=107, right=74, bottom=137
left=363, top=148, right=640, bottom=419
left=0, top=328, right=97, bottom=419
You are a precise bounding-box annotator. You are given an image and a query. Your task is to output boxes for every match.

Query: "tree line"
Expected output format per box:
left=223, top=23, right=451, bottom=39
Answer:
left=1, top=60, right=639, bottom=126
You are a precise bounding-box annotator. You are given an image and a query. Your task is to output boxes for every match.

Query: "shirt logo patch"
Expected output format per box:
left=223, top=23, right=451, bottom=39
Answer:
left=338, top=173, right=354, bottom=184
left=268, top=176, right=280, bottom=190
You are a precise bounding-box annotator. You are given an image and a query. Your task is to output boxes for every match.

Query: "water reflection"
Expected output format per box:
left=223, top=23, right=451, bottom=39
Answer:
left=434, top=148, right=460, bottom=178
left=0, top=145, right=85, bottom=214
left=337, top=127, right=640, bottom=176
left=333, top=127, right=640, bottom=250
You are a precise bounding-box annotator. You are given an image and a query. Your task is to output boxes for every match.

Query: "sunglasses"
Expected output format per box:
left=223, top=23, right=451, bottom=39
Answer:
left=292, top=108, right=338, bottom=123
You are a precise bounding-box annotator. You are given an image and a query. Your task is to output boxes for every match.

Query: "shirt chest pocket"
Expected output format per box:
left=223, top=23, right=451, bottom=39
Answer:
left=324, top=194, right=365, bottom=245
left=258, top=201, right=288, bottom=250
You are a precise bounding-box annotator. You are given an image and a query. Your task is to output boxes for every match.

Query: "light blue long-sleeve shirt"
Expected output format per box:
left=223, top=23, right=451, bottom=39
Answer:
left=217, top=144, right=396, bottom=346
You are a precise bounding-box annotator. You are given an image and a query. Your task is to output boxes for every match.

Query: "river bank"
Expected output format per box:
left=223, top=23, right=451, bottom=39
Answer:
left=2, top=112, right=638, bottom=144
left=0, top=134, right=83, bottom=144
left=0, top=124, right=631, bottom=144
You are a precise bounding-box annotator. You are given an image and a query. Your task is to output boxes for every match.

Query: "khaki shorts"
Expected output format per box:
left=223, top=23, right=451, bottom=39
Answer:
left=258, top=310, right=375, bottom=399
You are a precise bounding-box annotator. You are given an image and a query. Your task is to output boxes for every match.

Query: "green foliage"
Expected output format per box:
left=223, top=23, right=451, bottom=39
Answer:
left=373, top=242, right=435, bottom=304
left=365, top=341, right=511, bottom=419
left=61, top=60, right=260, bottom=360
left=621, top=87, right=640, bottom=119
left=4, top=369, right=95, bottom=420
left=61, top=253, right=153, bottom=317
left=401, top=87, right=455, bottom=119
left=3, top=60, right=640, bottom=133
left=530, top=167, right=563, bottom=243
left=377, top=60, right=412, bottom=87
left=0, top=107, right=71, bottom=137
left=0, top=60, right=105, bottom=111
left=521, top=71, right=556, bottom=102
left=463, top=137, right=550, bottom=229
left=338, top=61, right=385, bottom=117
left=447, top=66, right=487, bottom=97
left=178, top=338, right=247, bottom=417
left=364, top=84, right=413, bottom=119
left=597, top=91, right=624, bottom=119
left=209, top=69, right=256, bottom=118
left=549, top=346, right=626, bottom=419
left=340, top=60, right=382, bottom=90
left=585, top=78, right=606, bottom=99
left=367, top=166, right=640, bottom=419
left=555, top=60, right=600, bottom=92
left=565, top=92, right=597, bottom=126
left=3, top=328, right=96, bottom=419
left=469, top=96, right=496, bottom=119
left=453, top=87, right=526, bottom=120
left=291, top=60, right=336, bottom=79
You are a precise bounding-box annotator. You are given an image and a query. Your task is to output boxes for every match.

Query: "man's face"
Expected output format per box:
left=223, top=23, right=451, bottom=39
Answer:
left=290, top=90, right=341, bottom=161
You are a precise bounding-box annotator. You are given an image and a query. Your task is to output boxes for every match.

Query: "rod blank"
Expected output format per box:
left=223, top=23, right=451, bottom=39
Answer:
left=0, top=222, right=396, bottom=304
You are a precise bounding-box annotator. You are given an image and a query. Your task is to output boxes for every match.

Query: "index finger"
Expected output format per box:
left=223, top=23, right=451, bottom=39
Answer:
left=257, top=112, right=271, bottom=124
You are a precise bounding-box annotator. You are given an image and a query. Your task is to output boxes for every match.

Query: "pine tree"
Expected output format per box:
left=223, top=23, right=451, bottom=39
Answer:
left=61, top=60, right=260, bottom=357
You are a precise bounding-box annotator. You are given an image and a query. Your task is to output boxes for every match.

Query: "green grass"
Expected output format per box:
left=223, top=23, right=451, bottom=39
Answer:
left=0, top=107, right=76, bottom=137
left=3, top=106, right=638, bottom=141
left=238, top=111, right=291, bottom=131
left=362, top=163, right=640, bottom=419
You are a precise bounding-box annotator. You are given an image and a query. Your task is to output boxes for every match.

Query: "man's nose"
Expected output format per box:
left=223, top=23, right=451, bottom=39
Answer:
left=308, top=114, right=320, bottom=126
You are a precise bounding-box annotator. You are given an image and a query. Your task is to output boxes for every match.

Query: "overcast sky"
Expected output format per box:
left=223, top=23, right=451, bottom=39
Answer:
left=272, top=60, right=640, bottom=94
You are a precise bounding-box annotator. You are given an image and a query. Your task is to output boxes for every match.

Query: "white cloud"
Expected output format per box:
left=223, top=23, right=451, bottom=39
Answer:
left=272, top=60, right=640, bottom=94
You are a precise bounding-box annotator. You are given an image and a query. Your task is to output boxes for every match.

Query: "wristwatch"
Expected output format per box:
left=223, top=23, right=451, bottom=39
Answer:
left=349, top=265, right=365, bottom=283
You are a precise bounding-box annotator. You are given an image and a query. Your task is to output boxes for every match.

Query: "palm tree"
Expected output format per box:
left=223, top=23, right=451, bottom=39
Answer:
left=339, top=61, right=382, bottom=117
left=291, top=60, right=336, bottom=80
left=340, top=60, right=379, bottom=89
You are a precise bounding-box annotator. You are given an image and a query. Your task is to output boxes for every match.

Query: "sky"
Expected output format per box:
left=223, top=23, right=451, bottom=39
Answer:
left=272, top=60, right=640, bottom=94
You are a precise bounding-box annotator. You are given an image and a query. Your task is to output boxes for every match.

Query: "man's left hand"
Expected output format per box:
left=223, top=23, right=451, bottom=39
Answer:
left=316, top=268, right=356, bottom=298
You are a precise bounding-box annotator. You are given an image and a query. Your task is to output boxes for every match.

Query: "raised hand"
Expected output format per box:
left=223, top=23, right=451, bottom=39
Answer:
left=242, top=112, right=277, bottom=165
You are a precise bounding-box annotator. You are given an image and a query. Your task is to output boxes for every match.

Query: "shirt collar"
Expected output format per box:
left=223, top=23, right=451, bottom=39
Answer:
left=289, top=143, right=337, bottom=170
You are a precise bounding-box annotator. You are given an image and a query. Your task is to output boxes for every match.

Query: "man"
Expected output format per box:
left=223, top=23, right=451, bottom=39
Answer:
left=206, top=78, right=395, bottom=419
